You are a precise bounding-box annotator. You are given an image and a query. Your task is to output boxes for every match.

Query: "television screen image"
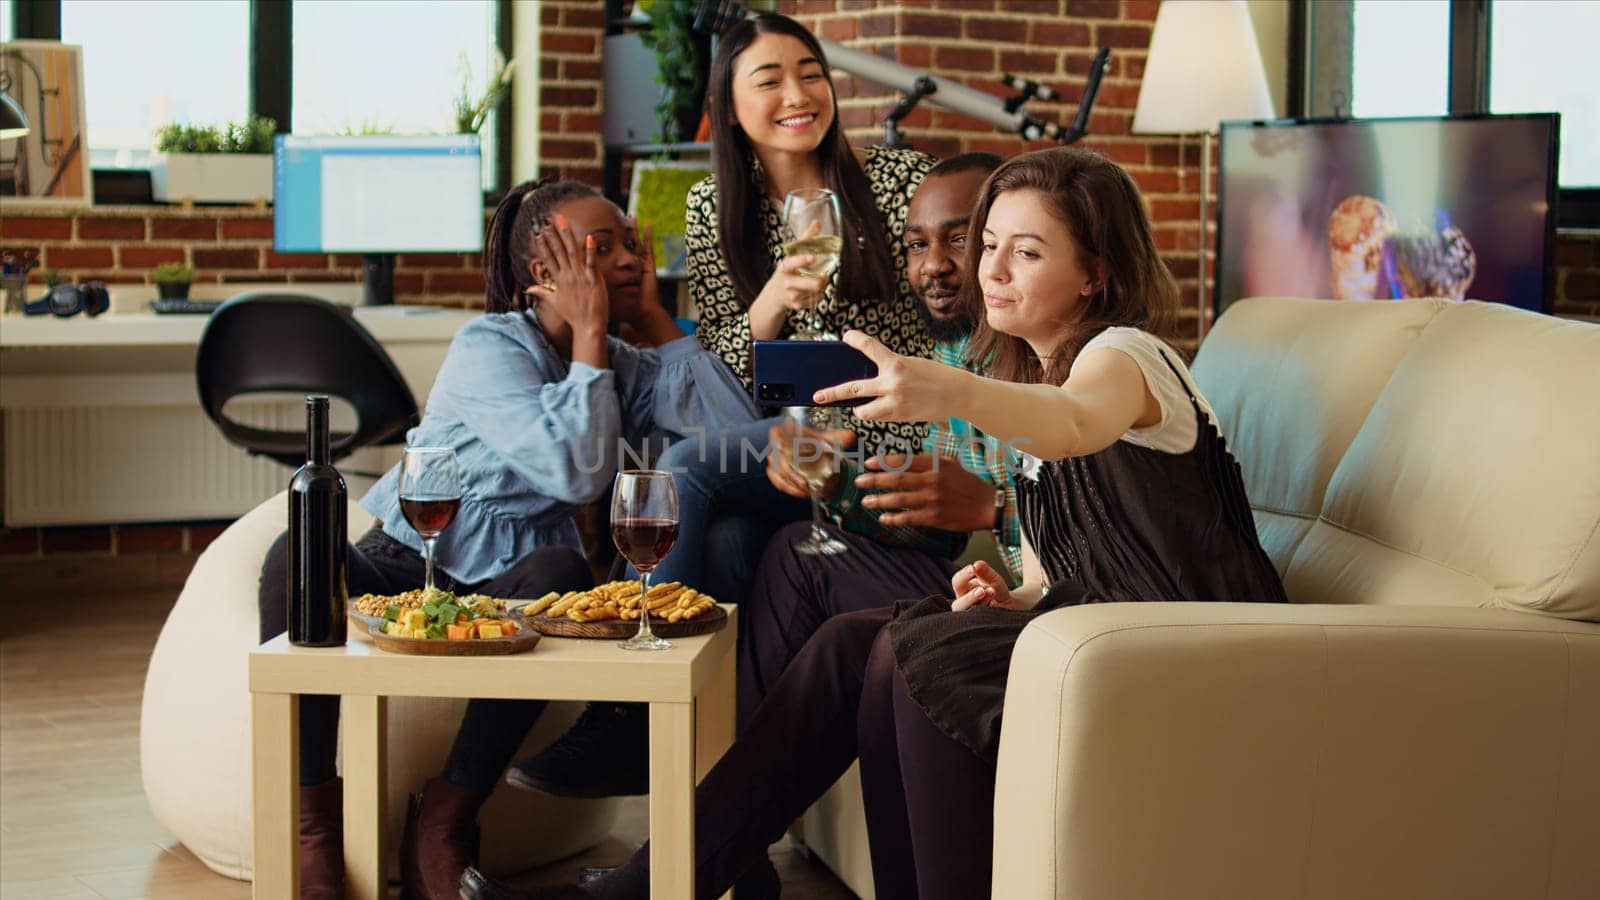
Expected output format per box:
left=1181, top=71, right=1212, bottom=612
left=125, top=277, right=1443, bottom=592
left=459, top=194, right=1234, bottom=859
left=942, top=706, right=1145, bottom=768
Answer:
left=1216, top=114, right=1557, bottom=315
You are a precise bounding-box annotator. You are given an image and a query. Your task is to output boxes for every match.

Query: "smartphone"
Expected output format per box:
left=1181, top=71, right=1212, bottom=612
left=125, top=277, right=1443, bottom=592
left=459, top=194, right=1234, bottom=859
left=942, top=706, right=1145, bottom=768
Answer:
left=752, top=340, right=878, bottom=407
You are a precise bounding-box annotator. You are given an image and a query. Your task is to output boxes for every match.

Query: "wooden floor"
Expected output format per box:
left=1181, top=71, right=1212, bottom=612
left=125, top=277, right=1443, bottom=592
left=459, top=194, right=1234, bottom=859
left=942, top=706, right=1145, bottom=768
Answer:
left=0, top=579, right=856, bottom=899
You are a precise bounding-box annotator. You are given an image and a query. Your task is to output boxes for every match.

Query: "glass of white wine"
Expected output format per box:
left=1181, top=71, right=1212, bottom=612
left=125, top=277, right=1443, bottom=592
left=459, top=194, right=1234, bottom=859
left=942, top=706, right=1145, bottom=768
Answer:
left=783, top=405, right=850, bottom=556
left=781, top=187, right=842, bottom=340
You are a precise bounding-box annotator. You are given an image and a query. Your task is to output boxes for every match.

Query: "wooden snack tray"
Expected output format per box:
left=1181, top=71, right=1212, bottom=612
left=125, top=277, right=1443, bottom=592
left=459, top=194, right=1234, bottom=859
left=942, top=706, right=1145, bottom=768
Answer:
left=521, top=604, right=728, bottom=639
left=367, top=612, right=541, bottom=656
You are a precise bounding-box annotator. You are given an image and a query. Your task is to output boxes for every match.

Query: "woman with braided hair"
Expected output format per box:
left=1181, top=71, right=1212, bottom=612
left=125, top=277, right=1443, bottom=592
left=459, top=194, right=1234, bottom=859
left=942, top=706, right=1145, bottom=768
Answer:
left=255, top=178, right=756, bottom=898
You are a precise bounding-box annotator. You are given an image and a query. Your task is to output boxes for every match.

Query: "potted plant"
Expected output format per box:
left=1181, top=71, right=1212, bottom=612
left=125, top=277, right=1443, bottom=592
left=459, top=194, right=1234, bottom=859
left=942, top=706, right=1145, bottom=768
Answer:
left=152, top=263, right=196, bottom=300
left=150, top=116, right=277, bottom=205
left=453, top=51, right=515, bottom=136
left=638, top=0, right=705, bottom=145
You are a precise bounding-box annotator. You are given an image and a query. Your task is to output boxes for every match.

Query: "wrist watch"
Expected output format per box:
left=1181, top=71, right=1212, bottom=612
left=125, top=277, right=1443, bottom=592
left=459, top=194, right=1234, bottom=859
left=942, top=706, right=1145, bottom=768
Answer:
left=990, top=488, right=1007, bottom=537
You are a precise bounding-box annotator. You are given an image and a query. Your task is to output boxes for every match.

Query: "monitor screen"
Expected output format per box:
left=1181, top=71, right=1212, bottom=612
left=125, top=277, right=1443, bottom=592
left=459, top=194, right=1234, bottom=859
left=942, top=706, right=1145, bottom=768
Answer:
left=1216, top=114, right=1558, bottom=315
left=273, top=134, right=484, bottom=254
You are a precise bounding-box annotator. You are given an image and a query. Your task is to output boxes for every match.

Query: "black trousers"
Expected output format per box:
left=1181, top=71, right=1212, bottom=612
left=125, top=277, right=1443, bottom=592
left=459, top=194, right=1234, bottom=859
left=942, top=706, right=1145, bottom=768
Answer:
left=737, top=521, right=958, bottom=727
left=594, top=549, right=995, bottom=899
left=258, top=526, right=592, bottom=789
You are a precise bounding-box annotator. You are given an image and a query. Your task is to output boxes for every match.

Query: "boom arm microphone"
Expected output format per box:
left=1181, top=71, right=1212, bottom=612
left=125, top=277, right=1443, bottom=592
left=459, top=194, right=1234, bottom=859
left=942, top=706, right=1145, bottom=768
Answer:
left=693, top=0, right=1109, bottom=145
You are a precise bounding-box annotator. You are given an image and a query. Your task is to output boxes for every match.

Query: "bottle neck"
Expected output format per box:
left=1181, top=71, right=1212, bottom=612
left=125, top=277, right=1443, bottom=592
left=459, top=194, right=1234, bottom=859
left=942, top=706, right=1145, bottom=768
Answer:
left=306, top=397, right=330, bottom=465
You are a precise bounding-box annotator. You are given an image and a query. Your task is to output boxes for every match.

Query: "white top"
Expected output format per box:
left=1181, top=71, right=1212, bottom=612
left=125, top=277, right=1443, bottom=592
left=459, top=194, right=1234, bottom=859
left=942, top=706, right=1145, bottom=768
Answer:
left=1079, top=326, right=1219, bottom=455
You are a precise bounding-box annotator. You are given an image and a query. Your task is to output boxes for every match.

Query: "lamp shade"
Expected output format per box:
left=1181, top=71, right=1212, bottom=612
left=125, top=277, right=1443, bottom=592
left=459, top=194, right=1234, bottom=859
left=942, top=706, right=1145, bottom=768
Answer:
left=0, top=90, right=29, bottom=140
left=1132, top=0, right=1275, bottom=135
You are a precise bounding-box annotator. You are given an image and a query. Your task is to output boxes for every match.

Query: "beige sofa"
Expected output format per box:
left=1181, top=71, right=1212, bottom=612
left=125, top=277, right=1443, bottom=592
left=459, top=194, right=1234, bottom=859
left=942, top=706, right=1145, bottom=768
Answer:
left=796, top=298, right=1600, bottom=898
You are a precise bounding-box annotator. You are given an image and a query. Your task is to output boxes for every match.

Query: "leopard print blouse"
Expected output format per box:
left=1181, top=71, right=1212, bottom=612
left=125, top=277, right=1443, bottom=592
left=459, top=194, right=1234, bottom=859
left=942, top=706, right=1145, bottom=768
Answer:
left=684, top=144, right=937, bottom=453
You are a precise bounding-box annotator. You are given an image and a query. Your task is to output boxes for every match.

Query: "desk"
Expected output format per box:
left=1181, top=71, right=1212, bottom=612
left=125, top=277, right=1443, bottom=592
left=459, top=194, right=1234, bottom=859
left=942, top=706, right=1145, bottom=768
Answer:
left=0, top=303, right=474, bottom=525
left=249, top=612, right=737, bottom=899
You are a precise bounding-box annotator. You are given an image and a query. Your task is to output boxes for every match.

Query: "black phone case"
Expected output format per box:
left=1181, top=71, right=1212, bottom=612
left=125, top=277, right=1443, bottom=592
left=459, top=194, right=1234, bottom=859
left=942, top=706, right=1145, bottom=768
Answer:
left=752, top=340, right=879, bottom=407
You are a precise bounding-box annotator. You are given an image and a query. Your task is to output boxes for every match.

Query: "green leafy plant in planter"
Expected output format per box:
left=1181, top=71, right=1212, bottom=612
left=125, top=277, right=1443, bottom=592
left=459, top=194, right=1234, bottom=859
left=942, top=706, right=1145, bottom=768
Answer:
left=453, top=51, right=515, bottom=135
left=152, top=262, right=196, bottom=300
left=639, top=0, right=704, bottom=146
left=155, top=116, right=277, bottom=154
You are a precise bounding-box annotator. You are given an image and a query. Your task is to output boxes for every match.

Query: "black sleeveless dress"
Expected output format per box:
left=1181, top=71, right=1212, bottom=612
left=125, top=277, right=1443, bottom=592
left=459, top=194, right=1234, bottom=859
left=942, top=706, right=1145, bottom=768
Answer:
left=887, top=351, right=1288, bottom=764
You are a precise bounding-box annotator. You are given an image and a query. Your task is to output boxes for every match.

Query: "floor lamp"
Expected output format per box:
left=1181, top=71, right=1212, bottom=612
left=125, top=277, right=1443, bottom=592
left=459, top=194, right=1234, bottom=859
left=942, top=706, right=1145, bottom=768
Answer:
left=1132, top=0, right=1275, bottom=340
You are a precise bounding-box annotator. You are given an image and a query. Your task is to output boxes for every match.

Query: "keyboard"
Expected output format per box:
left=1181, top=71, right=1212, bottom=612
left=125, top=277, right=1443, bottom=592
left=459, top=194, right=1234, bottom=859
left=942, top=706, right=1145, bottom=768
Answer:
left=151, top=299, right=222, bottom=315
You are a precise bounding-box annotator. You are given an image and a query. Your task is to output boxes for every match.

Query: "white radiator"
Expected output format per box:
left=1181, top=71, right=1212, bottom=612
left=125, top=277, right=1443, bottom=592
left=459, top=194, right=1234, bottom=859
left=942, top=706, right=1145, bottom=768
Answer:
left=1, top=400, right=387, bottom=526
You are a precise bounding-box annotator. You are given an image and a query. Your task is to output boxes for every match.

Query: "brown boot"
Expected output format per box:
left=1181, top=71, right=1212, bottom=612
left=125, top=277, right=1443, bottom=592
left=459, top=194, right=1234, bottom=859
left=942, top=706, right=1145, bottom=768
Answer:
left=401, top=777, right=491, bottom=899
left=299, top=777, right=344, bottom=899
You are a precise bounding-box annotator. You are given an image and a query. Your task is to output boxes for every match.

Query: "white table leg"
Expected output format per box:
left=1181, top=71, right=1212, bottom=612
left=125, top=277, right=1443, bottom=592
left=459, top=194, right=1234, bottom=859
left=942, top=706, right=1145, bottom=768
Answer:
left=695, top=641, right=736, bottom=783
left=342, top=694, right=387, bottom=900
left=252, top=691, right=298, bottom=899
left=650, top=701, right=695, bottom=899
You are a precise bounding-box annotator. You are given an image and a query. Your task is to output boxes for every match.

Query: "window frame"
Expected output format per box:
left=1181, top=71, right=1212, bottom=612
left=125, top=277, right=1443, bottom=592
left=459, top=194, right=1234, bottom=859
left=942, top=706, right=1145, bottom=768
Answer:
left=1291, top=0, right=1592, bottom=228
left=11, top=0, right=514, bottom=205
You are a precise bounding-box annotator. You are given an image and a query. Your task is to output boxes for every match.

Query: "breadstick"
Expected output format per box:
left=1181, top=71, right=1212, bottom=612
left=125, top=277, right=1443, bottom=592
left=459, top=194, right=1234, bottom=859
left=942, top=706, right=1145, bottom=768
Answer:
left=547, top=591, right=582, bottom=618
left=523, top=592, right=561, bottom=618
left=676, top=589, right=701, bottom=610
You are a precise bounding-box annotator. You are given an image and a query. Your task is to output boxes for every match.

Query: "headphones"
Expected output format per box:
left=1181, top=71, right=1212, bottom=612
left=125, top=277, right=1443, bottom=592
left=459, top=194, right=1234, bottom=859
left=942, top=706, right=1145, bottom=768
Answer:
left=23, top=281, right=111, bottom=318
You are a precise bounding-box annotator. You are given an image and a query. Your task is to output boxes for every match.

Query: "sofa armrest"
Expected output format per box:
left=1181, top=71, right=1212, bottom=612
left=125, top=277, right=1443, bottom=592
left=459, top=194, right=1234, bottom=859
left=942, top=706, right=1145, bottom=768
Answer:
left=991, top=602, right=1600, bottom=900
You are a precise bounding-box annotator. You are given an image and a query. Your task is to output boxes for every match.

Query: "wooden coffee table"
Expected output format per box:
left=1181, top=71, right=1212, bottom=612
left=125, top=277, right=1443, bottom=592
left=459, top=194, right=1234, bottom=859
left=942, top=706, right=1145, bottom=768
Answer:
left=249, top=607, right=737, bottom=899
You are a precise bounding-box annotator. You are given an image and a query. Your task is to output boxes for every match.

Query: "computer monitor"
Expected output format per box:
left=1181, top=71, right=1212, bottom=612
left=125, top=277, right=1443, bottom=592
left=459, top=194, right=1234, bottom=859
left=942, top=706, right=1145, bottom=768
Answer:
left=274, top=134, right=484, bottom=306
left=1215, top=114, right=1558, bottom=316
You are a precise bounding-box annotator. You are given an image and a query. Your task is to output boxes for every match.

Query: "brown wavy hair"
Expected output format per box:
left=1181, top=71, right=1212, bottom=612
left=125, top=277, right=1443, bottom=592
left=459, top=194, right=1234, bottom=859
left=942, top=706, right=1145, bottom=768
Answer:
left=964, top=147, right=1178, bottom=385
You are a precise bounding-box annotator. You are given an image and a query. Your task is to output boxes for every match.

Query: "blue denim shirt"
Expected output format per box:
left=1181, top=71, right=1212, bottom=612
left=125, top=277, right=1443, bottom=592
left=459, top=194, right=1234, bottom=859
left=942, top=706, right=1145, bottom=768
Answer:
left=362, top=312, right=758, bottom=584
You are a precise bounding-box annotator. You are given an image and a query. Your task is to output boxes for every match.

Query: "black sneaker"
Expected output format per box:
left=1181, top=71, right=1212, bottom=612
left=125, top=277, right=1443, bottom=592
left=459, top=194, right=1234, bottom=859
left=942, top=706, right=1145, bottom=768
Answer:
left=505, top=703, right=650, bottom=798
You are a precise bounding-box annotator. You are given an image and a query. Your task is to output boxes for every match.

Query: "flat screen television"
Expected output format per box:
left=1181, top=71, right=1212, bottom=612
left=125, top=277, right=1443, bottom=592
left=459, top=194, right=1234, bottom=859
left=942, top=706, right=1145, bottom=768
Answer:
left=274, top=134, right=484, bottom=305
left=1215, top=113, right=1559, bottom=316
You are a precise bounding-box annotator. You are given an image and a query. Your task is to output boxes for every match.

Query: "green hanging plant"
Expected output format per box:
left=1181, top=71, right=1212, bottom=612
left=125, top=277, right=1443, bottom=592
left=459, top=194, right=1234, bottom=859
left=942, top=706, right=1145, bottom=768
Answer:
left=639, top=0, right=703, bottom=145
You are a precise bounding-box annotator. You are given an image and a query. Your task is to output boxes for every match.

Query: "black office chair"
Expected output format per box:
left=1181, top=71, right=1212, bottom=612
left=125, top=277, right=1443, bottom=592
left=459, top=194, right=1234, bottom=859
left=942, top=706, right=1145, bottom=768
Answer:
left=196, top=292, right=420, bottom=467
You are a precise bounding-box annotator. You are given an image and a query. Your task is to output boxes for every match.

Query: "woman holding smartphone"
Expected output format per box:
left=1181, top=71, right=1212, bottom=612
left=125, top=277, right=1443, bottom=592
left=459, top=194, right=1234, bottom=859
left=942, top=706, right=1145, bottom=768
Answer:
left=465, top=147, right=1287, bottom=900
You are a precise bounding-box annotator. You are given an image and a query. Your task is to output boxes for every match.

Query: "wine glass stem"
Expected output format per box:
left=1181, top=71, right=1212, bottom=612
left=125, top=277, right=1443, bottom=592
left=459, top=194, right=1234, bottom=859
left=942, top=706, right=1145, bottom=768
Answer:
left=637, top=571, right=655, bottom=639
left=423, top=536, right=437, bottom=592
left=809, top=487, right=827, bottom=538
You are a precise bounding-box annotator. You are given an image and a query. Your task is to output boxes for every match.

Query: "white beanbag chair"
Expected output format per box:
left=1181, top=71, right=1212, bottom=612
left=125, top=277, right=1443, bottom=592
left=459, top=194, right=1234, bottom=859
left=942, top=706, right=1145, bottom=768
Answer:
left=140, top=492, right=620, bottom=881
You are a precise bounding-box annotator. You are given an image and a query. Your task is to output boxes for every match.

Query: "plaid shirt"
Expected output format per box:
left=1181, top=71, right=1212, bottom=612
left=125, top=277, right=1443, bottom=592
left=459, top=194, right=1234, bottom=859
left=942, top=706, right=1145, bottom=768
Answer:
left=829, top=336, right=1023, bottom=586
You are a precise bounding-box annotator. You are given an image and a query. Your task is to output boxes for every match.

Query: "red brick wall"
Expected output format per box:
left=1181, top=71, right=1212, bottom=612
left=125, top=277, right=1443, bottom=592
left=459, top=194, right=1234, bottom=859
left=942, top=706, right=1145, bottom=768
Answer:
left=1554, top=232, right=1600, bottom=317
left=0, top=207, right=487, bottom=307
left=537, top=0, right=607, bottom=186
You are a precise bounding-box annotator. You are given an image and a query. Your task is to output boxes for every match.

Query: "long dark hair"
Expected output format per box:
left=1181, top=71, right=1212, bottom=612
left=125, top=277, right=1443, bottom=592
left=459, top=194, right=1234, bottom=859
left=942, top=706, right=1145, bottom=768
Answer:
left=483, top=178, right=602, bottom=313
left=965, top=147, right=1178, bottom=385
left=707, top=13, right=896, bottom=307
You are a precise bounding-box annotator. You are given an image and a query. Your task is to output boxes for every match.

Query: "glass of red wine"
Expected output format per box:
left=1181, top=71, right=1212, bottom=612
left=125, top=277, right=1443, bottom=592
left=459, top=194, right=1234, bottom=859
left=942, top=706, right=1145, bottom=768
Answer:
left=611, top=469, right=679, bottom=651
left=399, top=447, right=462, bottom=595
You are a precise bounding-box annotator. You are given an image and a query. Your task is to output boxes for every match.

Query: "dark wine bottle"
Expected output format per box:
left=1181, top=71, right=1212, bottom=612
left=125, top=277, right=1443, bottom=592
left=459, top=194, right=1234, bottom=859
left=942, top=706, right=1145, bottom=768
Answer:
left=287, top=394, right=348, bottom=646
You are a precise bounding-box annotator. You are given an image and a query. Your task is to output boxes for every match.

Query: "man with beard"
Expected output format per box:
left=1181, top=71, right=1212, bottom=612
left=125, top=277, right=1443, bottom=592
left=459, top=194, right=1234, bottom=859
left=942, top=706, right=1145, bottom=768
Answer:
left=745, top=152, right=1020, bottom=722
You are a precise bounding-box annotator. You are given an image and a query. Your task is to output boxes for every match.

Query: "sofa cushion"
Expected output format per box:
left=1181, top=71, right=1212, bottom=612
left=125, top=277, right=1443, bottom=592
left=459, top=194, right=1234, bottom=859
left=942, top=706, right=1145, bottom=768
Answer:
left=1291, top=302, right=1600, bottom=620
left=1193, top=298, right=1444, bottom=576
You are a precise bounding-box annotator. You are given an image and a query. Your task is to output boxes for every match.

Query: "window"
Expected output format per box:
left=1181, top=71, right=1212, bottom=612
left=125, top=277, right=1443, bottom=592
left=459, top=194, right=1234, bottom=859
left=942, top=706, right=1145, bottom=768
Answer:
left=61, top=0, right=249, bottom=169
left=1, top=1, right=13, bottom=42
left=1350, top=0, right=1450, bottom=119
left=1490, top=0, right=1599, bottom=187
left=292, top=0, right=497, bottom=190
left=1302, top=0, right=1596, bottom=225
